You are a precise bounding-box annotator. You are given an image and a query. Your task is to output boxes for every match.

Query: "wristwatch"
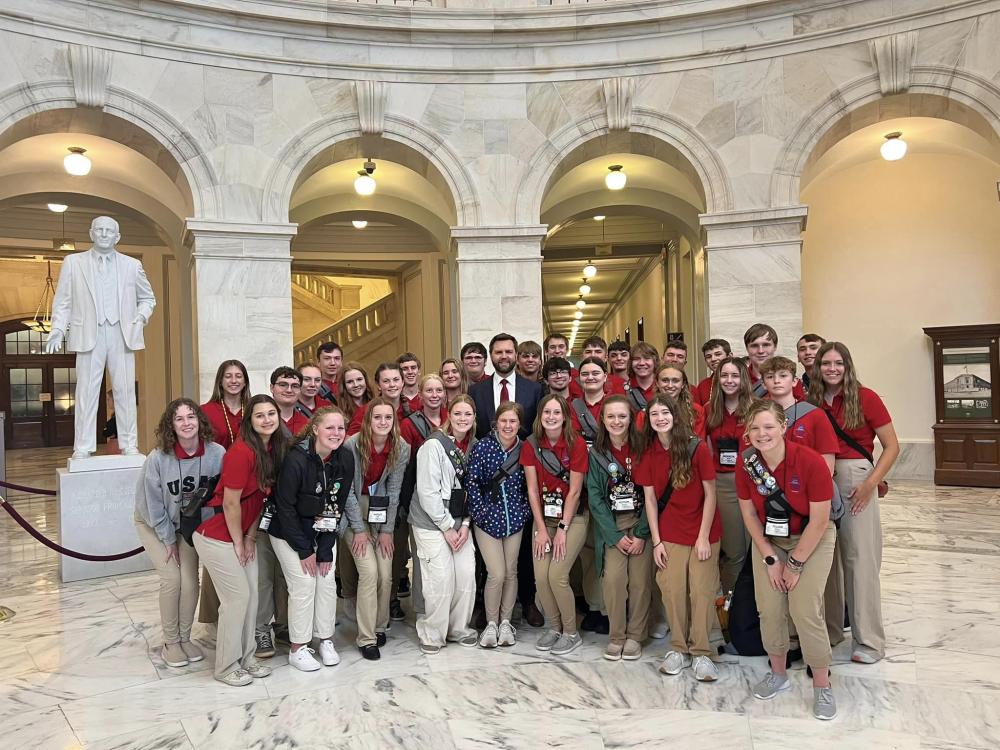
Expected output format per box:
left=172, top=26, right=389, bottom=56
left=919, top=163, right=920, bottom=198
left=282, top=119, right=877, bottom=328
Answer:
left=557, top=521, right=570, bottom=531
left=763, top=554, right=778, bottom=566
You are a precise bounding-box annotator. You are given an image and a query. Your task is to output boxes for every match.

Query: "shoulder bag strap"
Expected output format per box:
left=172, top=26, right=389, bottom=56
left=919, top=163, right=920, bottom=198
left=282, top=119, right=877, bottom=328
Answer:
left=409, top=412, right=433, bottom=440
left=823, top=409, right=874, bottom=465
left=526, top=435, right=570, bottom=482
left=572, top=399, right=599, bottom=441
left=785, top=401, right=817, bottom=428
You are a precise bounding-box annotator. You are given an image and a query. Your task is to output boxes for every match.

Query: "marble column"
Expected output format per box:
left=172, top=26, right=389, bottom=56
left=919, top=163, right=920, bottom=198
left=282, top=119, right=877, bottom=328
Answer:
left=185, top=220, right=297, bottom=399
left=700, top=206, right=808, bottom=360
left=451, top=225, right=546, bottom=351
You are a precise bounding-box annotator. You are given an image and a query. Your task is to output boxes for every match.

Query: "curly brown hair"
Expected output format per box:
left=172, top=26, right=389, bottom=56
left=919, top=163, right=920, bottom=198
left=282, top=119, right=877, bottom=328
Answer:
left=154, top=398, right=215, bottom=453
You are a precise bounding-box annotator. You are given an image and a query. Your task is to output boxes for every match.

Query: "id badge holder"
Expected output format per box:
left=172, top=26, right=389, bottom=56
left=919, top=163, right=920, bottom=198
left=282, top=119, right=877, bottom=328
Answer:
left=448, top=488, right=468, bottom=518
left=610, top=484, right=636, bottom=512
left=765, top=516, right=790, bottom=538
left=180, top=489, right=197, bottom=517
left=719, top=450, right=738, bottom=467
left=367, top=495, right=389, bottom=525
left=543, top=490, right=563, bottom=519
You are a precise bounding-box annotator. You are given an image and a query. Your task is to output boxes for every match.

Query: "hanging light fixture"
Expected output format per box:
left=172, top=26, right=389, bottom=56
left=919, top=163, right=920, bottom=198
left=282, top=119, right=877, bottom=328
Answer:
left=47, top=203, right=68, bottom=213
left=605, top=164, right=626, bottom=190
left=579, top=280, right=591, bottom=296
left=63, top=147, right=91, bottom=176
left=22, top=261, right=57, bottom=333
left=573, top=310, right=583, bottom=320
left=354, top=158, right=377, bottom=196
left=575, top=296, right=587, bottom=310
left=52, top=209, right=75, bottom=251
left=583, top=261, right=597, bottom=279
left=352, top=220, right=368, bottom=229
left=880, top=132, right=907, bottom=161
left=593, top=215, right=605, bottom=221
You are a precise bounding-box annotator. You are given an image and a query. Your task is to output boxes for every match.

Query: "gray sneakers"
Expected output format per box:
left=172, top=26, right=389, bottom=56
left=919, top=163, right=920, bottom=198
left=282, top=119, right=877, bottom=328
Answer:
left=658, top=650, right=691, bottom=675
left=479, top=622, right=499, bottom=649
left=813, top=686, right=837, bottom=720
left=693, top=655, right=719, bottom=682
left=551, top=632, right=582, bottom=655
left=536, top=629, right=561, bottom=651
left=217, top=668, right=252, bottom=687
left=498, top=620, right=516, bottom=647
left=752, top=671, right=791, bottom=700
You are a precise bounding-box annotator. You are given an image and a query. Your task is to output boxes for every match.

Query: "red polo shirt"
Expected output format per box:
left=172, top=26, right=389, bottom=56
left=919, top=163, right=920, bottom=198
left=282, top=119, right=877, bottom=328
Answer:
left=784, top=403, right=839, bottom=456
left=282, top=410, right=309, bottom=437
left=201, top=401, right=241, bottom=450
left=821, top=387, right=892, bottom=460
left=750, top=369, right=806, bottom=401
left=634, top=439, right=721, bottom=546
left=736, top=440, right=833, bottom=535
left=399, top=408, right=448, bottom=449
left=520, top=434, right=589, bottom=498
left=707, top=407, right=747, bottom=474
left=401, top=393, right=423, bottom=416
left=198, top=440, right=267, bottom=542
left=322, top=378, right=339, bottom=399
left=570, top=396, right=604, bottom=437
left=693, top=376, right=714, bottom=406
left=628, top=376, right=657, bottom=405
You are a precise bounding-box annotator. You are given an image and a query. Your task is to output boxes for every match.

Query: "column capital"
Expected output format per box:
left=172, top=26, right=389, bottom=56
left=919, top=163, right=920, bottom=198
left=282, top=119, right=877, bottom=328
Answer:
left=185, top=219, right=297, bottom=261
left=451, top=224, right=548, bottom=242
left=452, top=225, right=548, bottom=262
left=700, top=206, right=808, bottom=251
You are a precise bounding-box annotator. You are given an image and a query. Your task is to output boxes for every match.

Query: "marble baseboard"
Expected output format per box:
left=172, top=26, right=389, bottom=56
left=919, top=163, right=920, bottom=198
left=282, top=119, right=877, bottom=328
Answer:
left=880, top=441, right=934, bottom=482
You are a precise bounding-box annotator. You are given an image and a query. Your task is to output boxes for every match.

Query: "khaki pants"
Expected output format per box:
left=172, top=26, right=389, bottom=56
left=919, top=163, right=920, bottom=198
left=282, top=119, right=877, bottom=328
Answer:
left=656, top=541, right=720, bottom=657
left=474, top=527, right=522, bottom=624
left=412, top=525, right=477, bottom=647
left=134, top=518, right=200, bottom=644
left=578, top=534, right=605, bottom=613
left=601, top=516, right=652, bottom=644
left=255, top=534, right=288, bottom=636
left=752, top=525, right=836, bottom=668
left=833, top=458, right=885, bottom=659
left=717, top=471, right=748, bottom=596
left=270, top=536, right=337, bottom=645
left=533, top=513, right=589, bottom=634
left=198, top=567, right=220, bottom=624
left=193, top=534, right=259, bottom=678
left=822, top=539, right=846, bottom=646
left=349, top=519, right=394, bottom=646
left=338, top=536, right=359, bottom=599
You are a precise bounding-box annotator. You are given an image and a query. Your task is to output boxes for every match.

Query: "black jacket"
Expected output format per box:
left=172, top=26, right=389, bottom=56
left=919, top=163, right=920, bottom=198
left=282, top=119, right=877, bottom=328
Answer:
left=469, top=374, right=542, bottom=439
left=268, top=439, right=354, bottom=562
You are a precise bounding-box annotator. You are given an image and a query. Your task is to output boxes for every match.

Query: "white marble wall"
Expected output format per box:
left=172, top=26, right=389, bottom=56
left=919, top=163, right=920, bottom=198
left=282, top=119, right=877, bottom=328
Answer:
left=452, top=226, right=546, bottom=350
left=185, top=221, right=296, bottom=399
left=701, top=207, right=808, bottom=362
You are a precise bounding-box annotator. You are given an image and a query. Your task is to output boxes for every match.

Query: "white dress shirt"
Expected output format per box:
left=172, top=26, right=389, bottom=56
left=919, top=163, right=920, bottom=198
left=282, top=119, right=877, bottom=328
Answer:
left=491, top=371, right=516, bottom=408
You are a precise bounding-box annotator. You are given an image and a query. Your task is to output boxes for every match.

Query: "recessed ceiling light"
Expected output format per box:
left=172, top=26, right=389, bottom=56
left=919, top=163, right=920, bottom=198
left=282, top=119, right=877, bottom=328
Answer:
left=593, top=215, right=605, bottom=221
left=47, top=203, right=68, bottom=213
left=352, top=220, right=368, bottom=229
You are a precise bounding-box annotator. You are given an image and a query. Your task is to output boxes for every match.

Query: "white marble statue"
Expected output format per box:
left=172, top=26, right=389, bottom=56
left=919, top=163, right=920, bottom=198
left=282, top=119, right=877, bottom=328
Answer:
left=45, top=216, right=156, bottom=459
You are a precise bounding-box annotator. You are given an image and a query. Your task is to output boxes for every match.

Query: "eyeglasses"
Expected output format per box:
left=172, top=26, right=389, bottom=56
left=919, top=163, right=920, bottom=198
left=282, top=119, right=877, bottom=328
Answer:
left=275, top=381, right=300, bottom=390
left=463, top=355, right=485, bottom=362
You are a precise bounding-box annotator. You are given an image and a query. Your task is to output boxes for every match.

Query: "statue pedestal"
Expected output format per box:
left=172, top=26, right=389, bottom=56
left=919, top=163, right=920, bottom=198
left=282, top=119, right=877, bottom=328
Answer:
left=58, top=456, right=152, bottom=582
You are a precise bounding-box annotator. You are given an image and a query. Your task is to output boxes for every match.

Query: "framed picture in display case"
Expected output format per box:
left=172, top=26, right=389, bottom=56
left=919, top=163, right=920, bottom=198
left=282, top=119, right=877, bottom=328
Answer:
left=923, top=324, right=1000, bottom=487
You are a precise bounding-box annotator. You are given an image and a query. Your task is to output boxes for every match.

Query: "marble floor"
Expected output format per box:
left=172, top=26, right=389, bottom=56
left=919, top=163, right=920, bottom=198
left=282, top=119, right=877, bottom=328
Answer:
left=2, top=447, right=1000, bottom=749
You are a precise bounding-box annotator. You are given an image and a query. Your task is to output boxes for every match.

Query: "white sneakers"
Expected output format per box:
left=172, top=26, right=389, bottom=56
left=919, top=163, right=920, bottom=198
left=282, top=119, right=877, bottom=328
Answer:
left=659, top=650, right=692, bottom=675
left=693, top=655, right=719, bottom=681
left=498, top=621, right=516, bottom=647
left=319, top=639, right=340, bottom=667
left=288, top=647, right=322, bottom=672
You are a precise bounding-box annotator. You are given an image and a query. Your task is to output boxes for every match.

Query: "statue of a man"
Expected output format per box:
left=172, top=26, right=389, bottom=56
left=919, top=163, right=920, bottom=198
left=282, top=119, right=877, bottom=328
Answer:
left=46, top=216, right=156, bottom=459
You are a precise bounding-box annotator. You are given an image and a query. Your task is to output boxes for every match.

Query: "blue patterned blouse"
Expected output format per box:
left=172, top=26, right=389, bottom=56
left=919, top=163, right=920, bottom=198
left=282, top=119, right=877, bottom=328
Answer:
left=467, top=432, right=530, bottom=539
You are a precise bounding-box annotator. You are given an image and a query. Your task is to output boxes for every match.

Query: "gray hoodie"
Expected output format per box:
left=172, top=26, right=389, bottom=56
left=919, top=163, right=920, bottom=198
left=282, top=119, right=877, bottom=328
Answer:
left=133, top=441, right=225, bottom=546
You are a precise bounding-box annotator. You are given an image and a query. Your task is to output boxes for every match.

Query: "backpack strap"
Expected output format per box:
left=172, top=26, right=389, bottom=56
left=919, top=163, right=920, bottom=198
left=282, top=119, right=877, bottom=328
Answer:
left=571, top=399, right=599, bottom=442
left=752, top=379, right=768, bottom=398
left=429, top=431, right=467, bottom=476
left=293, top=402, right=313, bottom=420
left=407, top=412, right=433, bottom=440
left=589, top=448, right=613, bottom=476
left=525, top=435, right=570, bottom=482
left=489, top=437, right=523, bottom=486
left=627, top=388, right=648, bottom=412
left=785, top=401, right=817, bottom=428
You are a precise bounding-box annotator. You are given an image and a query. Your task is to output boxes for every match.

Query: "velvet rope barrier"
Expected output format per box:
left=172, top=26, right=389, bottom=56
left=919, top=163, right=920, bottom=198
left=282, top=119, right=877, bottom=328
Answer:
left=0, top=493, right=144, bottom=562
left=0, top=479, right=57, bottom=496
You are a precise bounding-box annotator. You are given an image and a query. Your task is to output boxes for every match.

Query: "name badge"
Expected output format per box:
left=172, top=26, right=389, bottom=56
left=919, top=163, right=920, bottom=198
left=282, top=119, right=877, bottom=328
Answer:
left=765, top=515, right=790, bottom=538
left=610, top=483, right=637, bottom=512
left=313, top=513, right=340, bottom=532
left=719, top=450, right=738, bottom=467
left=367, top=495, right=389, bottom=525
left=542, top=488, right=564, bottom=519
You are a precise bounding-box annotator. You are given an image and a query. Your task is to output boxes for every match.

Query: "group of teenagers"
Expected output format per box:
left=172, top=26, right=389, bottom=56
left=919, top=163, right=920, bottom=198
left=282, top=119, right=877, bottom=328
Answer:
left=132, top=322, right=899, bottom=721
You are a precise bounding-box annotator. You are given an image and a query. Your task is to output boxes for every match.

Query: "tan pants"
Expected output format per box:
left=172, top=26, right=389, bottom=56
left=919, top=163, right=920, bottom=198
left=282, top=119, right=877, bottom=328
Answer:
left=601, top=517, right=652, bottom=644
left=198, top=567, right=220, bottom=624
left=833, top=458, right=885, bottom=659
left=533, top=513, right=589, bottom=634
left=338, top=536, right=359, bottom=599
left=412, top=526, right=477, bottom=647
left=752, top=525, right=836, bottom=668
left=822, top=539, right=846, bottom=646
left=270, top=536, right=338, bottom=644
left=578, top=534, right=605, bottom=613
left=656, top=541, right=720, bottom=657
left=255, top=534, right=288, bottom=636
left=349, top=524, right=394, bottom=646
left=134, top=519, right=200, bottom=644
left=193, top=534, right=259, bottom=678
left=716, top=471, right=748, bottom=596
left=474, top=527, right=522, bottom=624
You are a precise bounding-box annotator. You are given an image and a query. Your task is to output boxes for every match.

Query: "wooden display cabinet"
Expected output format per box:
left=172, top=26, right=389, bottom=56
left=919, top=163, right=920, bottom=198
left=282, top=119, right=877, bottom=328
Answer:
left=923, top=324, right=1000, bottom=487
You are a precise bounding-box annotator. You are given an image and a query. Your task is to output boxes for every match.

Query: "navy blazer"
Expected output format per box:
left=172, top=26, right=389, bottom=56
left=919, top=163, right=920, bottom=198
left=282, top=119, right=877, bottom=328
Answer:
left=470, top=373, right=542, bottom=439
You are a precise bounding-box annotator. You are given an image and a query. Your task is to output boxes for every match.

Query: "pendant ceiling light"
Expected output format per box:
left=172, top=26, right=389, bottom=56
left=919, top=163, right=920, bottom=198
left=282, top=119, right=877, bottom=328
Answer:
left=579, top=280, right=591, bottom=295
left=880, top=132, right=907, bottom=161
left=583, top=261, right=597, bottom=279
left=23, top=260, right=57, bottom=333
left=63, top=147, right=91, bottom=176
left=352, top=220, right=368, bottom=229
left=354, top=158, right=377, bottom=196
left=575, top=297, right=587, bottom=310
left=52, top=209, right=75, bottom=251
left=605, top=164, right=626, bottom=190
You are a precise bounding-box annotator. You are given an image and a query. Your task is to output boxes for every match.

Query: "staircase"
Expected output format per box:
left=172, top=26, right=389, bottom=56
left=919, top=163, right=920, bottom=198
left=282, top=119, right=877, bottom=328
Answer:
left=294, top=294, right=400, bottom=371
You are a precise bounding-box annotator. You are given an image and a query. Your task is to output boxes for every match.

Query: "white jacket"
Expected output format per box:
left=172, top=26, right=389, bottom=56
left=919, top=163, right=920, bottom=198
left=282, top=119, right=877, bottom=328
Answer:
left=411, top=436, right=465, bottom=533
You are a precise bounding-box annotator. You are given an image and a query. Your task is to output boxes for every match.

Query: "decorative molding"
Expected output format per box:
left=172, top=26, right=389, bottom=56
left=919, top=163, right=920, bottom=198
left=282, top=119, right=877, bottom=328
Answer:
left=602, top=77, right=634, bottom=131
left=869, top=32, right=918, bottom=96
left=68, top=44, right=112, bottom=108
left=354, top=80, right=387, bottom=136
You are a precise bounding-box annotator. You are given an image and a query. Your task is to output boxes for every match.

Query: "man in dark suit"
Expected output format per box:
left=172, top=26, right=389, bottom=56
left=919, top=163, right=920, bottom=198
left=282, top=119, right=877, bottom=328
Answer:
left=470, top=333, right=543, bottom=439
